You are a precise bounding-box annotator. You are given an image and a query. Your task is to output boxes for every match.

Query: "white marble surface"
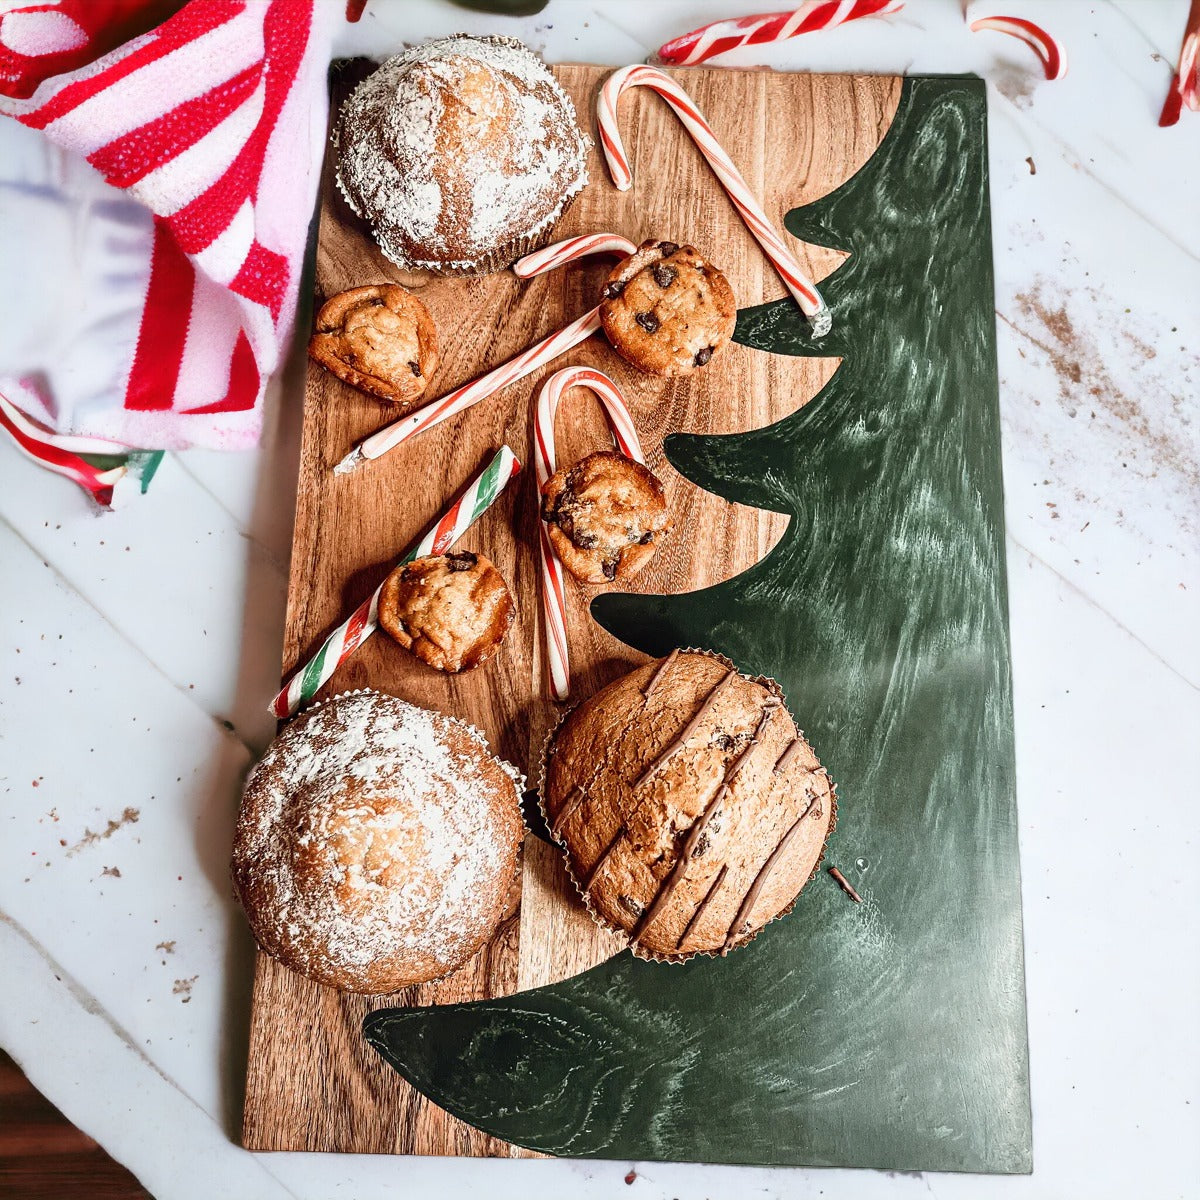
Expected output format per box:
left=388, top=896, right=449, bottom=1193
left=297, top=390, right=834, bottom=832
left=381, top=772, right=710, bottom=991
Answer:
left=1, top=1, right=1198, bottom=1196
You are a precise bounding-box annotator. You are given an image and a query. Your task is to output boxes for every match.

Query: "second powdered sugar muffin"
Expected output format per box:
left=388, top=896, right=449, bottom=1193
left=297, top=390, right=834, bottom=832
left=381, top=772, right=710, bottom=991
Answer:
left=335, top=35, right=591, bottom=275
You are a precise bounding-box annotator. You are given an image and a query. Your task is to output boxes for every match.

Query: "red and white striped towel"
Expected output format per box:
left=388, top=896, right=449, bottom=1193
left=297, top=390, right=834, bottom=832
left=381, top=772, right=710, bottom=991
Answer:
left=0, top=0, right=335, bottom=458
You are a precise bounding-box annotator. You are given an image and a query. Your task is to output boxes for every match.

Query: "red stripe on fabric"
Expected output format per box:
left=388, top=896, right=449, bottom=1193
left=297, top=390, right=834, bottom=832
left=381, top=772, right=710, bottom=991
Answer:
left=166, top=0, right=311, bottom=253
left=87, top=60, right=262, bottom=188
left=229, top=238, right=288, bottom=320
left=20, top=0, right=243, bottom=128
left=124, top=218, right=194, bottom=410
left=183, top=328, right=259, bottom=414
left=0, top=0, right=185, bottom=102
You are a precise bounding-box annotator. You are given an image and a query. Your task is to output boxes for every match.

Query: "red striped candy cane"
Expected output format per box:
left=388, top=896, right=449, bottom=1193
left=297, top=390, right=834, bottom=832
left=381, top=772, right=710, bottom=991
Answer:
left=272, top=445, right=520, bottom=718
left=597, top=64, right=831, bottom=337
left=334, top=235, right=638, bottom=475
left=0, top=389, right=126, bottom=507
left=534, top=366, right=644, bottom=701
left=335, top=309, right=601, bottom=474
left=657, top=1, right=904, bottom=67
left=969, top=15, right=1067, bottom=81
left=1160, top=15, right=1199, bottom=127
left=514, top=232, right=637, bottom=278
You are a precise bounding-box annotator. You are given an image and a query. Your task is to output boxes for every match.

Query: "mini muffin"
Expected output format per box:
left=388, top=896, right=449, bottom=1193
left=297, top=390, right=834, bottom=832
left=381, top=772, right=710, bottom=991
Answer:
left=540, top=450, right=673, bottom=584
left=308, top=284, right=439, bottom=408
left=541, top=650, right=835, bottom=961
left=377, top=551, right=514, bottom=673
left=600, top=240, right=737, bottom=377
left=335, top=35, right=590, bottom=275
left=232, top=691, right=524, bottom=993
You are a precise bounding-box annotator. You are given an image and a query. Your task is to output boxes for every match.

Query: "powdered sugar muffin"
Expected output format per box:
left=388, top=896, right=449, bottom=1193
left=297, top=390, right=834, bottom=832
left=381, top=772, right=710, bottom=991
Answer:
left=232, top=691, right=523, bottom=993
left=335, top=35, right=590, bottom=275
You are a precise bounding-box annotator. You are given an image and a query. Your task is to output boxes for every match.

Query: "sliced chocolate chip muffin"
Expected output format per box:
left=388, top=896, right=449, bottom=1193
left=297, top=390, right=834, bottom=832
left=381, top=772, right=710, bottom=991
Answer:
left=540, top=450, right=672, bottom=584
left=377, top=551, right=514, bottom=673
left=599, top=239, right=736, bottom=377
left=540, top=650, right=836, bottom=961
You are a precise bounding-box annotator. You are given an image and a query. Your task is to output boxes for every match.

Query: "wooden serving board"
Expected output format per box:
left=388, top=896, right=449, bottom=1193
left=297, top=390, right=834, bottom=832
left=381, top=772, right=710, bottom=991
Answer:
left=242, top=64, right=902, bottom=1157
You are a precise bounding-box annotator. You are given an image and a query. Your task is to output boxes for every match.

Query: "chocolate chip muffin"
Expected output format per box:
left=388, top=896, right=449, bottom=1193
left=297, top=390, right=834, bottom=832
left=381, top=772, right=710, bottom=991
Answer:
left=541, top=650, right=835, bottom=961
left=540, top=450, right=673, bottom=584
left=309, top=284, right=439, bottom=408
left=377, top=551, right=514, bottom=673
left=232, top=690, right=524, bottom=993
left=599, top=240, right=737, bottom=377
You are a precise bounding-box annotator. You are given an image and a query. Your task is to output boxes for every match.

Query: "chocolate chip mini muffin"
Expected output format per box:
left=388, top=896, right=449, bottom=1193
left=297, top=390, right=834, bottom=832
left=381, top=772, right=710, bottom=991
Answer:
left=232, top=691, right=524, bottom=993
left=541, top=650, right=835, bottom=961
left=377, top=551, right=515, bottom=673
left=335, top=35, right=590, bottom=275
left=599, top=240, right=737, bottom=377
left=308, top=284, right=439, bottom=408
left=541, top=450, right=673, bottom=584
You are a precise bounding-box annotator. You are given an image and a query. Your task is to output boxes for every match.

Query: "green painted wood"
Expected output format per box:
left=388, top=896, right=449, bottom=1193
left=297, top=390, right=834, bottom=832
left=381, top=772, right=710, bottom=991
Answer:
left=363, top=76, right=1032, bottom=1173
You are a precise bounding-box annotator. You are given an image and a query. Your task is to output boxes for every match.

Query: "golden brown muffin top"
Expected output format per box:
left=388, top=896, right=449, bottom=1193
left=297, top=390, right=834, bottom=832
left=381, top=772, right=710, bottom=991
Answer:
left=378, top=551, right=515, bottom=673
left=308, top=284, right=439, bottom=408
left=541, top=450, right=673, bottom=584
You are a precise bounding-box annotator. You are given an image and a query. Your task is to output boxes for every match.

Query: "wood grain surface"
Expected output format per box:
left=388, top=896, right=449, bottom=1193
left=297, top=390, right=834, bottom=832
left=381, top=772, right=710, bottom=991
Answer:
left=242, top=63, right=901, bottom=1157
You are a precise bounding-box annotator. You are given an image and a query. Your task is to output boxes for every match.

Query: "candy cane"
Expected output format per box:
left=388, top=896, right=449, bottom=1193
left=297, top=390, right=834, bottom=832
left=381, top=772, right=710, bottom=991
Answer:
left=272, top=445, right=520, bottom=718
left=514, top=232, right=637, bottom=278
left=969, top=15, right=1067, bottom=81
left=597, top=64, right=831, bottom=337
left=534, top=367, right=644, bottom=701
left=0, top=388, right=126, bottom=507
left=1160, top=21, right=1199, bottom=127
left=334, top=236, right=638, bottom=475
left=656, top=1, right=904, bottom=67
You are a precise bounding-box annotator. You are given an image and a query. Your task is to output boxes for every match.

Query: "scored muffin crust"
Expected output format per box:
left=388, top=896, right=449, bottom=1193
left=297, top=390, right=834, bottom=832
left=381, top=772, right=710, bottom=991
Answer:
left=377, top=551, right=515, bottom=674
left=541, top=450, right=673, bottom=584
left=309, top=284, right=439, bottom=408
left=599, top=240, right=737, bottom=377
left=541, top=650, right=835, bottom=960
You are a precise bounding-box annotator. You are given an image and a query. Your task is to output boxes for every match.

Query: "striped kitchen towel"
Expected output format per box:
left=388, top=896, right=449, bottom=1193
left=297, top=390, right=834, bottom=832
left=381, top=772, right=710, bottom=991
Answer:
left=0, top=0, right=336, bottom=500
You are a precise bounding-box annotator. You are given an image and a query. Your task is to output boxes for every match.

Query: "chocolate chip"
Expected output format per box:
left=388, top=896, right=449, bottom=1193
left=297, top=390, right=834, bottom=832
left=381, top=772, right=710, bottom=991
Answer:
left=657, top=241, right=679, bottom=256
left=446, top=552, right=477, bottom=571
left=652, top=264, right=677, bottom=288
left=694, top=346, right=714, bottom=367
left=709, top=811, right=724, bottom=834
left=638, top=530, right=655, bottom=545
left=408, top=360, right=422, bottom=376
left=635, top=312, right=660, bottom=334
left=691, top=832, right=710, bottom=859
left=575, top=532, right=599, bottom=549
left=603, top=280, right=626, bottom=300
left=711, top=730, right=734, bottom=752
left=601, top=558, right=618, bottom=581
left=619, top=894, right=644, bottom=916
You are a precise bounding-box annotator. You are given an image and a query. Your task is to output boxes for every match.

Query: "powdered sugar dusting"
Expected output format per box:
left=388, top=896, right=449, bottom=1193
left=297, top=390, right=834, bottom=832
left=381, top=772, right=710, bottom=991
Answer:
left=335, top=35, right=590, bottom=272
left=233, top=691, right=524, bottom=993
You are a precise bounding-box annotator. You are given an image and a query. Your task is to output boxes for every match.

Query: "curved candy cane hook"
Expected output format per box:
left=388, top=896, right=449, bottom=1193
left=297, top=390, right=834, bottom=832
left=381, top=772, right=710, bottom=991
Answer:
left=597, top=64, right=832, bottom=337
left=534, top=366, right=645, bottom=701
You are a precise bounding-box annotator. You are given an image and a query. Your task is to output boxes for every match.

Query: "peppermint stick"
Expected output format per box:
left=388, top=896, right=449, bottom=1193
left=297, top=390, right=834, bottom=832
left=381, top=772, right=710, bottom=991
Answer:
left=272, top=445, right=520, bottom=718
left=0, top=388, right=126, bottom=507
left=596, top=64, right=831, bottom=336
left=333, top=236, right=637, bottom=476
left=656, top=1, right=904, bottom=67
left=534, top=367, right=643, bottom=701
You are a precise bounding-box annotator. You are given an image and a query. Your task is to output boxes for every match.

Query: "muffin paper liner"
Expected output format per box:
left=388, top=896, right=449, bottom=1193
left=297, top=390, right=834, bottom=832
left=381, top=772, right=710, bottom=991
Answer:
left=535, top=648, right=838, bottom=965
